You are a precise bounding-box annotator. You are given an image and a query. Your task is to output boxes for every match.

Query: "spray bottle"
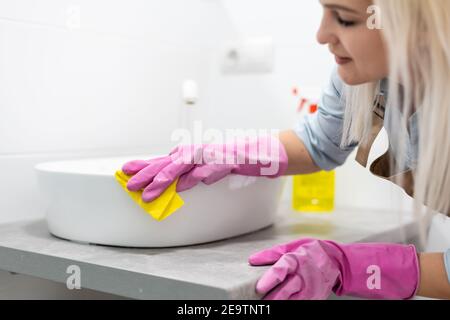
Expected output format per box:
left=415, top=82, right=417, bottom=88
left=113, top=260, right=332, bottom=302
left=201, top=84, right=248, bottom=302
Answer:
left=291, top=88, right=335, bottom=213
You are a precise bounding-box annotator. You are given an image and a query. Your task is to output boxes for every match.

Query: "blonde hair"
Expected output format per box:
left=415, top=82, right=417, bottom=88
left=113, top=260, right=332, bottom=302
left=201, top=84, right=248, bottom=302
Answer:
left=341, top=0, right=450, bottom=245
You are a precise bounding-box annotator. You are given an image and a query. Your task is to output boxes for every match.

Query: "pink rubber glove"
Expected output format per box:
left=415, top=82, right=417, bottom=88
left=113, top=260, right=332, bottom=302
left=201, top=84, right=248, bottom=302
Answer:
left=248, top=238, right=420, bottom=300
left=122, top=135, right=288, bottom=202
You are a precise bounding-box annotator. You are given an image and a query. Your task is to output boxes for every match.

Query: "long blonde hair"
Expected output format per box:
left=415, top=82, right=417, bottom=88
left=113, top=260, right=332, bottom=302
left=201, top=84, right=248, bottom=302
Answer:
left=341, top=0, right=450, bottom=245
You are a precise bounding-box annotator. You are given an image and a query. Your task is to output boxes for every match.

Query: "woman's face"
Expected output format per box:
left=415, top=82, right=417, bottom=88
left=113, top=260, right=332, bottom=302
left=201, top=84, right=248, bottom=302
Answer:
left=317, top=0, right=389, bottom=85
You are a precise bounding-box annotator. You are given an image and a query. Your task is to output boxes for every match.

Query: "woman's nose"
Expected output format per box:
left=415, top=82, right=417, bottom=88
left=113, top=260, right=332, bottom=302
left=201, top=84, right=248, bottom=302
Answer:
left=316, top=15, right=338, bottom=45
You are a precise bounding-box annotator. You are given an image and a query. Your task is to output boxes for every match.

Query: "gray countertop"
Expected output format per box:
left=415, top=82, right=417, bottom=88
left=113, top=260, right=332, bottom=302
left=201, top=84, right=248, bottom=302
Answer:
left=0, top=204, right=419, bottom=299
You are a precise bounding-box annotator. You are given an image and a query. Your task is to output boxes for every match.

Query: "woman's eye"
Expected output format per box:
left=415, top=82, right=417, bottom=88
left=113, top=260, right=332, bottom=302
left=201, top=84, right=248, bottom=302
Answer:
left=335, top=13, right=356, bottom=27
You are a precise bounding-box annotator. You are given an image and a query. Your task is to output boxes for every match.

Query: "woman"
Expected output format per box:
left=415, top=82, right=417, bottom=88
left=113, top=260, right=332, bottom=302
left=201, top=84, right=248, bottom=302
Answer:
left=122, top=0, right=450, bottom=299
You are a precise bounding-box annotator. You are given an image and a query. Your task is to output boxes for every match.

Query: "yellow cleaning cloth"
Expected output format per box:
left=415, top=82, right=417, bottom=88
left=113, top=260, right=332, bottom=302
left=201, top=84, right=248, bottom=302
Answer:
left=115, top=170, right=184, bottom=221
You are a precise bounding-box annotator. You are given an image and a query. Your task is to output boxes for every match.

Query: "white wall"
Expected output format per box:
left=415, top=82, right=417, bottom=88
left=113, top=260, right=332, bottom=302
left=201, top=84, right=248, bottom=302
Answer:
left=221, top=0, right=413, bottom=212
left=0, top=0, right=412, bottom=299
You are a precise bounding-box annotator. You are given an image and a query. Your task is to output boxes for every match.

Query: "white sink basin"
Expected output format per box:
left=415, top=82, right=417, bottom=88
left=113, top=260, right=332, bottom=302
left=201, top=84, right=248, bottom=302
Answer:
left=35, top=156, right=285, bottom=248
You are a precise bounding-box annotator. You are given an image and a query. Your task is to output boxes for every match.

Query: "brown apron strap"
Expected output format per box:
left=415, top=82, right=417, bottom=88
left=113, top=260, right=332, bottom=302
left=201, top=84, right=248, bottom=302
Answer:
left=355, top=93, right=386, bottom=167
left=369, top=149, right=415, bottom=197
left=354, top=92, right=449, bottom=215
left=354, top=92, right=416, bottom=198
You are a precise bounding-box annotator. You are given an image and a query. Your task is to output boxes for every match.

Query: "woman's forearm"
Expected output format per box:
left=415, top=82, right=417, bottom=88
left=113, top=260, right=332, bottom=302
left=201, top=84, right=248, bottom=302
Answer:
left=416, top=253, right=450, bottom=299
left=278, top=130, right=321, bottom=175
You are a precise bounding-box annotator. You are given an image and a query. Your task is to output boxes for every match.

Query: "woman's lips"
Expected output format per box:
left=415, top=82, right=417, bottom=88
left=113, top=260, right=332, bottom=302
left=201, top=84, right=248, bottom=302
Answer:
left=335, top=55, right=352, bottom=65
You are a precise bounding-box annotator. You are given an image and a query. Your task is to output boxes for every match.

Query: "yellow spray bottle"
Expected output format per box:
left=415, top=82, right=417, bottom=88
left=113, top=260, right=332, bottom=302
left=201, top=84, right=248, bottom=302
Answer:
left=291, top=89, right=335, bottom=213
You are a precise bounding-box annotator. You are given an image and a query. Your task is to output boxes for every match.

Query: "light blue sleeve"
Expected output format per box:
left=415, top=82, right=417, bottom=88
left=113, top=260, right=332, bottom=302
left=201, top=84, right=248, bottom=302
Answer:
left=444, top=249, right=450, bottom=284
left=294, top=67, right=358, bottom=171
